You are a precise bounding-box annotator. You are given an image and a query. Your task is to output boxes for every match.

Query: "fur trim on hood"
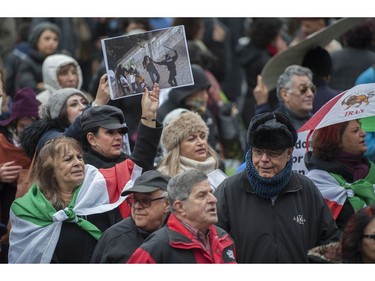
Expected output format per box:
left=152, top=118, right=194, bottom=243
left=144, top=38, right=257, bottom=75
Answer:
left=307, top=242, right=343, bottom=263
left=20, top=119, right=60, bottom=158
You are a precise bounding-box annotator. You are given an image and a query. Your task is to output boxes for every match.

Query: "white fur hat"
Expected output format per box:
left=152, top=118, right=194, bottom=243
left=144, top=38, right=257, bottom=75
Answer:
left=161, top=111, right=209, bottom=152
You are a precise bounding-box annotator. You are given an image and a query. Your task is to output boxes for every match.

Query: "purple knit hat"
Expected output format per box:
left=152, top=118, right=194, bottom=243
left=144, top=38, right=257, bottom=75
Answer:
left=0, top=87, right=41, bottom=127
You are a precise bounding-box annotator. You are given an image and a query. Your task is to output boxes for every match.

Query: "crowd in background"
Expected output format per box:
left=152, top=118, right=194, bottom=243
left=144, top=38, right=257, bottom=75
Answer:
left=1, top=17, right=375, bottom=265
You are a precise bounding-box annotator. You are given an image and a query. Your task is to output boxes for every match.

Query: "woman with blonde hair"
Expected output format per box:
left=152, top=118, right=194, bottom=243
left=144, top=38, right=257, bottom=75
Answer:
left=157, top=110, right=220, bottom=177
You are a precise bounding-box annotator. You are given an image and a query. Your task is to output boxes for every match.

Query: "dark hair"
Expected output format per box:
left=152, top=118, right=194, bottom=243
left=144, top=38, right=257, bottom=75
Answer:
left=341, top=205, right=375, bottom=263
left=121, top=18, right=151, bottom=33
left=172, top=18, right=203, bottom=40
left=341, top=22, right=373, bottom=48
left=302, top=46, right=332, bottom=78
left=142, top=55, right=150, bottom=68
left=187, top=40, right=218, bottom=71
left=311, top=121, right=349, bottom=160
left=248, top=18, right=283, bottom=48
left=58, top=103, right=72, bottom=129
left=82, top=127, right=100, bottom=148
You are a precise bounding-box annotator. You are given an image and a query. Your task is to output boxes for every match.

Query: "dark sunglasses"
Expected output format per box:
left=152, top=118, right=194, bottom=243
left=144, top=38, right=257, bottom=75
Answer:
left=126, top=196, right=166, bottom=208
left=363, top=234, right=375, bottom=240
left=297, top=84, right=316, bottom=95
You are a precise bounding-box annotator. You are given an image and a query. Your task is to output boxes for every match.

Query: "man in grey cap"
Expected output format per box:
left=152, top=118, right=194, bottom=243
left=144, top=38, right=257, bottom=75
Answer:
left=214, top=112, right=340, bottom=263
left=90, top=170, right=170, bottom=263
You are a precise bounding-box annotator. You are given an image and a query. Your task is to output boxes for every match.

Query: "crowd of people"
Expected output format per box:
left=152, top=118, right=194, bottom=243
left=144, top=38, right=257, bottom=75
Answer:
left=1, top=17, right=375, bottom=265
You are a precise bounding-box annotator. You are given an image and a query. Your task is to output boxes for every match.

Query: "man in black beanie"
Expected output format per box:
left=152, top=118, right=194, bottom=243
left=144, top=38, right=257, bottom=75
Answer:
left=214, top=112, right=340, bottom=263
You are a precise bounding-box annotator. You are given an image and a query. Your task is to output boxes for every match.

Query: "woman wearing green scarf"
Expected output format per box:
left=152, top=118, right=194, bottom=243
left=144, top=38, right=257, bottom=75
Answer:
left=305, top=119, right=375, bottom=230
left=9, top=81, right=162, bottom=264
left=8, top=137, right=144, bottom=263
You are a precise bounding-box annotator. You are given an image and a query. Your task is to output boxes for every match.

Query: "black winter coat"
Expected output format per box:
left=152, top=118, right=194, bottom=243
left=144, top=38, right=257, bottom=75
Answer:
left=90, top=216, right=150, bottom=263
left=214, top=170, right=341, bottom=263
left=15, top=49, right=45, bottom=93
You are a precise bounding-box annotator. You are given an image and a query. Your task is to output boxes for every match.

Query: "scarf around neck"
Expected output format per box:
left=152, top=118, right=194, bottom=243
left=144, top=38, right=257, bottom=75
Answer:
left=9, top=163, right=141, bottom=263
left=330, top=161, right=375, bottom=213
left=179, top=155, right=217, bottom=175
left=332, top=151, right=369, bottom=182
left=245, top=148, right=293, bottom=199
left=13, top=184, right=102, bottom=239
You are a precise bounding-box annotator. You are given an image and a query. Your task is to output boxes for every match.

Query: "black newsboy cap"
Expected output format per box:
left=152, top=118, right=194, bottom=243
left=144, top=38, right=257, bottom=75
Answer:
left=81, top=105, right=128, bottom=134
left=121, top=170, right=171, bottom=196
left=247, top=112, right=297, bottom=150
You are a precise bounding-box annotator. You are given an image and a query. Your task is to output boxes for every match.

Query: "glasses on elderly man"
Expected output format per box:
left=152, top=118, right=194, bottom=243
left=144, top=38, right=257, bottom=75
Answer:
left=296, top=83, right=316, bottom=95
left=252, top=148, right=286, bottom=159
left=363, top=234, right=375, bottom=241
left=126, top=196, right=167, bottom=208
left=286, top=83, right=316, bottom=96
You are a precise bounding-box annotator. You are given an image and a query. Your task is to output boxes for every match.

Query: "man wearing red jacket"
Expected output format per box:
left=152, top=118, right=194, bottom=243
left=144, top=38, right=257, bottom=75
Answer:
left=127, top=169, right=236, bottom=263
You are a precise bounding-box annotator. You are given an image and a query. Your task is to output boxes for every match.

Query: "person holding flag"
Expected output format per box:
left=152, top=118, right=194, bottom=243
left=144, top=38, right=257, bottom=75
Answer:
left=305, top=119, right=375, bottom=230
left=297, top=82, right=375, bottom=230
left=8, top=84, right=161, bottom=263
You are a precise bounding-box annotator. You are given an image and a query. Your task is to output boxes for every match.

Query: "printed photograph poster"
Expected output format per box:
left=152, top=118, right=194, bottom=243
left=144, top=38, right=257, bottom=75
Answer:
left=101, top=25, right=194, bottom=100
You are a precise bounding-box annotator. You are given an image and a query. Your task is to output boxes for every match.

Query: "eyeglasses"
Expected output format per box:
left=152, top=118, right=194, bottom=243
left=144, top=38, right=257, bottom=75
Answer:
left=363, top=234, right=375, bottom=240
left=288, top=84, right=316, bottom=96
left=126, top=196, right=166, bottom=208
left=252, top=148, right=286, bottom=159
left=296, top=83, right=316, bottom=95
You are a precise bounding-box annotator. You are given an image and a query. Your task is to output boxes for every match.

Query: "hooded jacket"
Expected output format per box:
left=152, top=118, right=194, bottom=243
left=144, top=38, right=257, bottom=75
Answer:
left=307, top=242, right=343, bottom=263
left=37, top=54, right=83, bottom=104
